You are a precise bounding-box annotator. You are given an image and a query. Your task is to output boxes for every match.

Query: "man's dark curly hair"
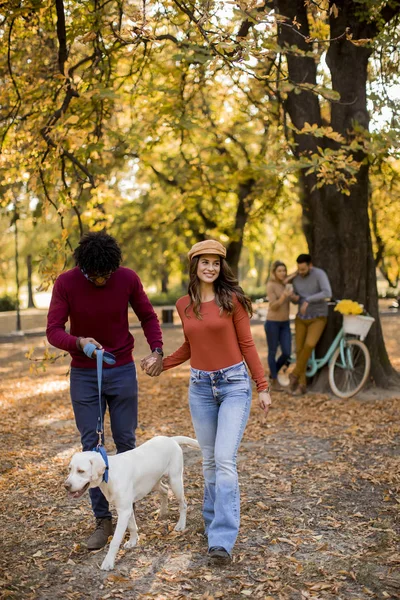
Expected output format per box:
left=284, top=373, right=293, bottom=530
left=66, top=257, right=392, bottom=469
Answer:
left=73, top=231, right=122, bottom=274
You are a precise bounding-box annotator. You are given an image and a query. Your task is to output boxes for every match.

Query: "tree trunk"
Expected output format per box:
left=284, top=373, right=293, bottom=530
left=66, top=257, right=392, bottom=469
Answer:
left=27, top=255, right=36, bottom=308
left=226, top=178, right=255, bottom=275
left=161, top=268, right=169, bottom=294
left=275, top=0, right=397, bottom=386
left=255, top=254, right=266, bottom=288
left=325, top=12, right=393, bottom=384
left=13, top=207, right=21, bottom=331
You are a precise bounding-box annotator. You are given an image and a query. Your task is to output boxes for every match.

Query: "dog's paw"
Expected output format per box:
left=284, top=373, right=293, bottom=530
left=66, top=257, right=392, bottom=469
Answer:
left=100, top=558, right=115, bottom=571
left=174, top=523, right=186, bottom=532
left=123, top=536, right=138, bottom=549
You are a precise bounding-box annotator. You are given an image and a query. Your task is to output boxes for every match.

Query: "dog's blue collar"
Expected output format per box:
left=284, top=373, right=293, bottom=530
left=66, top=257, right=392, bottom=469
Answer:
left=92, top=445, right=109, bottom=483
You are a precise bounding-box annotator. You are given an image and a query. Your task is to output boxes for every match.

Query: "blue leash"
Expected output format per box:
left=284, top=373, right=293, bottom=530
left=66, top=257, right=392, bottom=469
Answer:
left=83, top=344, right=116, bottom=483
left=95, top=350, right=105, bottom=444
left=83, top=342, right=116, bottom=365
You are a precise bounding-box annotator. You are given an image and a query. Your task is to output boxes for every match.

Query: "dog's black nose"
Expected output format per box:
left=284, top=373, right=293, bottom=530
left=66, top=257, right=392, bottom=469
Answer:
left=64, top=482, right=71, bottom=491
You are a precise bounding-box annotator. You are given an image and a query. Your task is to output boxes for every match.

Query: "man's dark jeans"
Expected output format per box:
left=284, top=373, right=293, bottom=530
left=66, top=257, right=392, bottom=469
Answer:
left=264, top=320, right=291, bottom=380
left=70, top=362, right=138, bottom=518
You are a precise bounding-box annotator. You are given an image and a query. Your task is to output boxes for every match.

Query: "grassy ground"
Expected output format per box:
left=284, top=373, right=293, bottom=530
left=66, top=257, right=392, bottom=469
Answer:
left=0, top=318, right=399, bottom=600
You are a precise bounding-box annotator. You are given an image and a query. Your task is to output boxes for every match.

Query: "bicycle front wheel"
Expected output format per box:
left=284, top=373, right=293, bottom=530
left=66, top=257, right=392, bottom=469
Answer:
left=328, top=339, right=371, bottom=399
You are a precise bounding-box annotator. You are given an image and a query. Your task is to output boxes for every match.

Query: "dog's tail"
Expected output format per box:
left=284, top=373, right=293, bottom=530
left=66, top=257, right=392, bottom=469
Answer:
left=172, top=436, right=200, bottom=450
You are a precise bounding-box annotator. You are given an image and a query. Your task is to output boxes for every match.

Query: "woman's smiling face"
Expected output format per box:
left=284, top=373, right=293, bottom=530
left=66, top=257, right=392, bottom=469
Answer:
left=196, top=254, right=221, bottom=284
left=274, top=265, right=287, bottom=281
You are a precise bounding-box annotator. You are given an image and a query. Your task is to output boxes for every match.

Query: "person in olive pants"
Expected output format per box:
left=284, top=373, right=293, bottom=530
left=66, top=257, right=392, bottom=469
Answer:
left=287, top=254, right=332, bottom=395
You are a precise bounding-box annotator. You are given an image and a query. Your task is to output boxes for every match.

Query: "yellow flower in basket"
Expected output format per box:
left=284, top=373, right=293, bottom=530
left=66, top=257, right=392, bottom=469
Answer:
left=334, top=299, right=364, bottom=315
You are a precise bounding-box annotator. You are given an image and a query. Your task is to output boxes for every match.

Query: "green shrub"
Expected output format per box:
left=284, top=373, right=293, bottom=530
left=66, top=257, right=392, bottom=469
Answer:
left=148, top=286, right=268, bottom=305
left=0, top=295, right=18, bottom=312
left=148, top=289, right=183, bottom=306
left=247, top=287, right=268, bottom=302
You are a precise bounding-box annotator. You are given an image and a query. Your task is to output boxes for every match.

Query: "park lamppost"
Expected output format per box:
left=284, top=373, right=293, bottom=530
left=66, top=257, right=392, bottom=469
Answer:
left=11, top=201, right=22, bottom=333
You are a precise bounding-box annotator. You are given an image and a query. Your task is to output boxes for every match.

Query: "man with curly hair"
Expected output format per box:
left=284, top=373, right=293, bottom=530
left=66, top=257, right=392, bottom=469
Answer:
left=47, top=231, right=163, bottom=549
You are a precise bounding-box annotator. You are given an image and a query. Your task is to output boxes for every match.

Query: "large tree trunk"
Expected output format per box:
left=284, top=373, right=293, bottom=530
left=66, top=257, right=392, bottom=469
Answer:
left=275, top=0, right=397, bottom=386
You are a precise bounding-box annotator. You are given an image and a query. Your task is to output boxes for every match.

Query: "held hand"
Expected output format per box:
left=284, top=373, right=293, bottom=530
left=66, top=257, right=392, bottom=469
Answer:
left=141, top=353, right=163, bottom=377
left=79, top=337, right=103, bottom=356
left=284, top=270, right=298, bottom=284
left=300, top=301, right=309, bottom=316
left=140, top=355, right=156, bottom=371
left=259, top=390, right=272, bottom=415
left=147, top=353, right=163, bottom=376
left=290, top=293, right=300, bottom=302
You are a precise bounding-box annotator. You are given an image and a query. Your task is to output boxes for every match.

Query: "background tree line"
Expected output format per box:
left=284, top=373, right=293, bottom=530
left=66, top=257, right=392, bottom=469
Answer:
left=1, top=0, right=400, bottom=385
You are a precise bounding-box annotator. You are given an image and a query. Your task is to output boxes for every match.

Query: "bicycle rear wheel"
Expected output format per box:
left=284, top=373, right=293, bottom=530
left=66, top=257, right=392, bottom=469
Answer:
left=328, top=339, right=370, bottom=399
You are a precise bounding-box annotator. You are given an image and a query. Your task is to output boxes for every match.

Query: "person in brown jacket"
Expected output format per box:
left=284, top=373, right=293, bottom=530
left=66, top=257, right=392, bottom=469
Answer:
left=265, top=261, right=293, bottom=391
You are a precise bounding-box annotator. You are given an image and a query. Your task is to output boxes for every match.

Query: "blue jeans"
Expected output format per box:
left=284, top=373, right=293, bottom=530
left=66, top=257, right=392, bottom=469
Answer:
left=70, top=362, right=138, bottom=519
left=189, top=361, right=251, bottom=554
left=264, top=320, right=291, bottom=379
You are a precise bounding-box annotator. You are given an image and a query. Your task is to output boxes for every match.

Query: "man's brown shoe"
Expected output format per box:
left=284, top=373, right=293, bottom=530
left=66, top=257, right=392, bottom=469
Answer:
left=289, top=373, right=299, bottom=392
left=292, top=384, right=307, bottom=396
left=87, top=518, right=113, bottom=550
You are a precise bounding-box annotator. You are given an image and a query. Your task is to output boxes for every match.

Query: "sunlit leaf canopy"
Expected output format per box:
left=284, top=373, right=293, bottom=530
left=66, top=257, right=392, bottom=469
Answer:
left=0, top=0, right=399, bottom=292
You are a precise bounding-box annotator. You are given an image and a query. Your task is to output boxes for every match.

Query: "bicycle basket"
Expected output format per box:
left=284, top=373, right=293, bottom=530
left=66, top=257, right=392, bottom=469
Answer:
left=342, top=314, right=375, bottom=341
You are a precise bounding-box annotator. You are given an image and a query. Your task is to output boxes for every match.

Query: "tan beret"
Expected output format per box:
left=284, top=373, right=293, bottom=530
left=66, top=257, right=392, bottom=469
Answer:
left=187, top=240, right=227, bottom=261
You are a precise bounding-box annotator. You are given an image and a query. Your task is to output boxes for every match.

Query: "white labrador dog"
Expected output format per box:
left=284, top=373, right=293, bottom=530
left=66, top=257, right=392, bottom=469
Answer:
left=64, top=435, right=200, bottom=570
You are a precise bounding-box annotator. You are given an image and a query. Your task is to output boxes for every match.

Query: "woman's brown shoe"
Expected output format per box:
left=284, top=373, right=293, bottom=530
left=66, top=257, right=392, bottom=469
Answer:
left=208, top=546, right=231, bottom=563
left=269, top=378, right=284, bottom=392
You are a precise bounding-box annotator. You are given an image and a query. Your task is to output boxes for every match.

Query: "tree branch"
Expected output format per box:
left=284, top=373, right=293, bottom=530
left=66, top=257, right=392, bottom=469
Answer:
left=1, top=17, right=22, bottom=150
left=40, top=84, right=95, bottom=186
left=380, top=0, right=400, bottom=26
left=61, top=155, right=84, bottom=236
left=6, top=17, right=21, bottom=104
left=63, top=150, right=95, bottom=186
left=150, top=166, right=186, bottom=194
left=39, top=168, right=73, bottom=252
left=68, top=53, right=97, bottom=78
left=235, top=1, right=271, bottom=38
left=55, top=0, right=68, bottom=75
left=197, top=207, right=218, bottom=230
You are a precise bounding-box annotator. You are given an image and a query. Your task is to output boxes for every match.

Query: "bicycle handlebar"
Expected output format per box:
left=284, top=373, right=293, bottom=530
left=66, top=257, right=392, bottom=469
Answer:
left=327, top=298, right=341, bottom=306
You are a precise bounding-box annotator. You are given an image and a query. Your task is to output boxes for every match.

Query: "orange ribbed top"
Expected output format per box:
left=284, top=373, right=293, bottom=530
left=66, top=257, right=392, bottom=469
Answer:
left=162, top=295, right=268, bottom=392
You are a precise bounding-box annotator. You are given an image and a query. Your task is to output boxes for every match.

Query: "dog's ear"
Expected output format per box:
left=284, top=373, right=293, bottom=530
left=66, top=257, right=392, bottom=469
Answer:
left=89, top=453, right=106, bottom=483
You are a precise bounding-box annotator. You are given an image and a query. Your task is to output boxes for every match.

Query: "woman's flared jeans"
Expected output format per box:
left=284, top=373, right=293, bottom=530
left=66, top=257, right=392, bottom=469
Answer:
left=189, top=361, right=251, bottom=554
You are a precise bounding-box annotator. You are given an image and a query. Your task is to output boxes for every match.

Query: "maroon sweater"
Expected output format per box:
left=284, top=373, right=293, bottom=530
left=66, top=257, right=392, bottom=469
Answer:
left=46, top=266, right=163, bottom=368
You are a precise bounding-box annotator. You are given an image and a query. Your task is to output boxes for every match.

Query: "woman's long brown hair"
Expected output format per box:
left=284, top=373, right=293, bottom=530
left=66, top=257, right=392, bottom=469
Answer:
left=185, top=256, right=253, bottom=319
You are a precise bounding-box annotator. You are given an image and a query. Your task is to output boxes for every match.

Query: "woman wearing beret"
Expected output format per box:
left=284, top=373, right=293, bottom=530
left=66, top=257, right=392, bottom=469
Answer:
left=142, top=240, right=271, bottom=563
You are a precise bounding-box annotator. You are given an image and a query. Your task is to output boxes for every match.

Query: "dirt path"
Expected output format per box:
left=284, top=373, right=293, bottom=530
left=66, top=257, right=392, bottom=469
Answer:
left=0, top=320, right=399, bottom=599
